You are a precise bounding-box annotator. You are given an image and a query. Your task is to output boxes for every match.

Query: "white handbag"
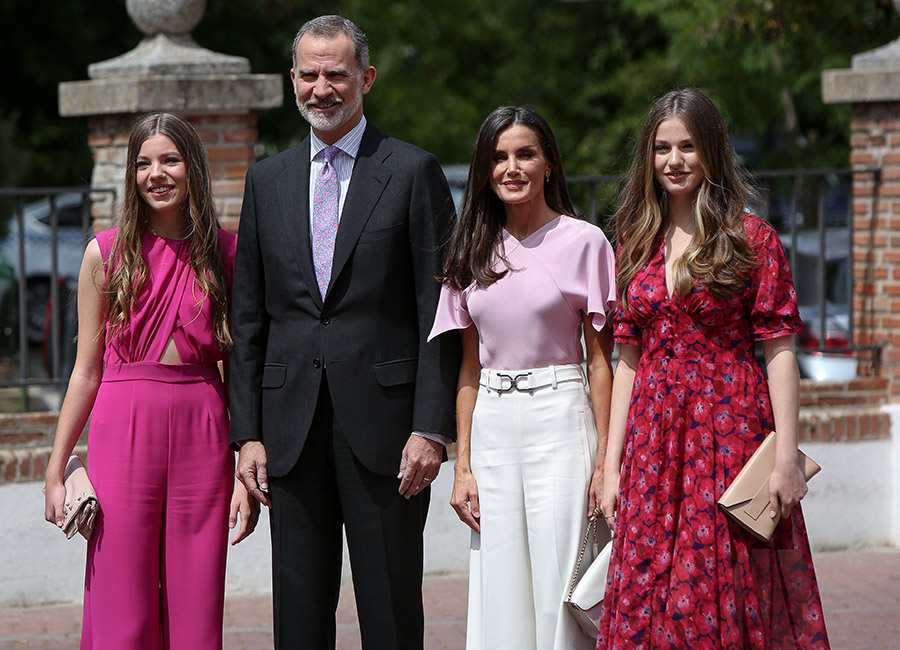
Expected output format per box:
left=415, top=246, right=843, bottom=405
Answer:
left=564, top=512, right=614, bottom=638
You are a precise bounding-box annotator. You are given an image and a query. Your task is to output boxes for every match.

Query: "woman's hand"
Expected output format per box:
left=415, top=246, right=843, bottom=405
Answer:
left=769, top=461, right=808, bottom=520
left=44, top=480, right=66, bottom=528
left=450, top=466, right=480, bottom=533
left=587, top=464, right=604, bottom=519
left=600, top=469, right=620, bottom=532
left=229, top=480, right=261, bottom=545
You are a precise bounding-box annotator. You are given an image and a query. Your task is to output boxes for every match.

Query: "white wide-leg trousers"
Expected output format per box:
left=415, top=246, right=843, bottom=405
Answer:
left=465, top=365, right=598, bottom=650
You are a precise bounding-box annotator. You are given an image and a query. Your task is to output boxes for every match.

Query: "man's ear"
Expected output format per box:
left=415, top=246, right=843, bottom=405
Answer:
left=361, top=66, right=377, bottom=95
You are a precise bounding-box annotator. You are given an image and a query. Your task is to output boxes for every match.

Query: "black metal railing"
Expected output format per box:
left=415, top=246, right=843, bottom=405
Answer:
left=0, top=187, right=115, bottom=409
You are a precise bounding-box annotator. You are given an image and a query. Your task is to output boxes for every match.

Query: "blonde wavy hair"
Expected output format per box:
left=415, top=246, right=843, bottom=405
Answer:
left=615, top=89, right=759, bottom=306
left=104, top=112, right=232, bottom=350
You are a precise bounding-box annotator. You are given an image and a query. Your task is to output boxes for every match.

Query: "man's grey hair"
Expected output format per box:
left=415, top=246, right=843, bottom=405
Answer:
left=292, top=15, right=370, bottom=73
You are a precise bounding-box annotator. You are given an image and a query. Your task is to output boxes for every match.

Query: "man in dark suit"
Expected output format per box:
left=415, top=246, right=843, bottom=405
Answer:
left=229, top=14, right=460, bottom=650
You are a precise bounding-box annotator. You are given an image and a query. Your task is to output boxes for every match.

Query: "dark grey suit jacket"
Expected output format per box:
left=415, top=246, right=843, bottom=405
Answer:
left=229, top=124, right=460, bottom=477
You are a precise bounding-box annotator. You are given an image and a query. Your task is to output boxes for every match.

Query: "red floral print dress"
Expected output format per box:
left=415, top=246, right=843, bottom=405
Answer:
left=597, top=216, right=830, bottom=649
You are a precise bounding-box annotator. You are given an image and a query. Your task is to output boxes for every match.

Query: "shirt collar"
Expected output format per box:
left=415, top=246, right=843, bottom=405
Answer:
left=309, top=115, right=367, bottom=161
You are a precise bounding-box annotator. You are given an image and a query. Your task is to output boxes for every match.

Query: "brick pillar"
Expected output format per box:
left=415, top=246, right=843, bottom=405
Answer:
left=824, top=32, right=900, bottom=397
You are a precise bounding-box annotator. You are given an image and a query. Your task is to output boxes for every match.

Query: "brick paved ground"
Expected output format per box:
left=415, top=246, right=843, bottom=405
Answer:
left=0, top=549, right=897, bottom=649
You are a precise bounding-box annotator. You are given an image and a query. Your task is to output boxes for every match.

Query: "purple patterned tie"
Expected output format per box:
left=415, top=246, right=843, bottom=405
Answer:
left=312, top=145, right=340, bottom=299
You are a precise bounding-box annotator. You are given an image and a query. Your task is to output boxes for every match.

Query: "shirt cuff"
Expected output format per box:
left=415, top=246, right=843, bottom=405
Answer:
left=412, top=431, right=452, bottom=447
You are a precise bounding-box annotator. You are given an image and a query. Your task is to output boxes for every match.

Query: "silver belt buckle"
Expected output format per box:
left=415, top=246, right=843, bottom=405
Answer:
left=495, top=372, right=532, bottom=394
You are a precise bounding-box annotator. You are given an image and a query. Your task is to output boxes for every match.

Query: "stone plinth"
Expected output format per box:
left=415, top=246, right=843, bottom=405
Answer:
left=59, top=74, right=282, bottom=117
left=822, top=68, right=900, bottom=104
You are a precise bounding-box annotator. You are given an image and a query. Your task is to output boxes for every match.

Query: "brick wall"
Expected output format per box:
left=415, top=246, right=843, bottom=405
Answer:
left=850, top=103, right=900, bottom=393
left=0, top=412, right=86, bottom=484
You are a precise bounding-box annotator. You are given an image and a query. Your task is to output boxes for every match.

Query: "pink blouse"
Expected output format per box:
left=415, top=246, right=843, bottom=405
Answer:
left=428, top=215, right=616, bottom=370
left=96, top=228, right=237, bottom=365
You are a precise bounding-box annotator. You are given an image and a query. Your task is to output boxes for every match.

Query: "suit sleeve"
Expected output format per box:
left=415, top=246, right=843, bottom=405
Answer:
left=407, top=153, right=462, bottom=441
left=229, top=166, right=268, bottom=448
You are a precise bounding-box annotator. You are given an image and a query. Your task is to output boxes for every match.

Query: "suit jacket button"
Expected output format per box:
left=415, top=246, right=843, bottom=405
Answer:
left=312, top=358, right=322, bottom=369
left=321, top=316, right=331, bottom=325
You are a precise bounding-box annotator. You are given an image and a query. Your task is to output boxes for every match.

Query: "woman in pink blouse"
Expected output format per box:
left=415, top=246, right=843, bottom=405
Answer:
left=429, top=106, right=616, bottom=649
left=44, top=112, right=258, bottom=649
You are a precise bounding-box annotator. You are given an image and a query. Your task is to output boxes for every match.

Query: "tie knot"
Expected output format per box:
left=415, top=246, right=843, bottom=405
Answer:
left=322, top=145, right=340, bottom=164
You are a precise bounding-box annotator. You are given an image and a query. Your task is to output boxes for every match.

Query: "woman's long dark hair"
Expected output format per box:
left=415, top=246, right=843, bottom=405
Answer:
left=441, top=106, right=576, bottom=290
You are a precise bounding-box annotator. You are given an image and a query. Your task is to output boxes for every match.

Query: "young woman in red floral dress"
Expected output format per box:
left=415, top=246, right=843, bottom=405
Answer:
left=598, top=88, right=830, bottom=649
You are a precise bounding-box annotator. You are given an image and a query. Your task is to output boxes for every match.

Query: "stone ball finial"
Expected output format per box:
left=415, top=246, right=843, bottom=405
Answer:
left=127, top=0, right=206, bottom=37
left=88, top=0, right=248, bottom=78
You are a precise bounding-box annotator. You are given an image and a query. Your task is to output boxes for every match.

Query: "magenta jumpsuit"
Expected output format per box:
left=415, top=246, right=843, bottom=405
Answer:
left=81, top=228, right=237, bottom=649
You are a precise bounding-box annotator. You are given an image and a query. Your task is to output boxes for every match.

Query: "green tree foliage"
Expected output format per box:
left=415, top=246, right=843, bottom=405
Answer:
left=620, top=0, right=900, bottom=168
left=0, top=1, right=139, bottom=188
left=2, top=0, right=900, bottom=194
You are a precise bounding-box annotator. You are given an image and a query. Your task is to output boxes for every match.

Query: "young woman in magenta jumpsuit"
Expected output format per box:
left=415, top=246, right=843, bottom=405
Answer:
left=598, top=89, right=830, bottom=649
left=44, top=112, right=259, bottom=649
left=429, top=106, right=616, bottom=649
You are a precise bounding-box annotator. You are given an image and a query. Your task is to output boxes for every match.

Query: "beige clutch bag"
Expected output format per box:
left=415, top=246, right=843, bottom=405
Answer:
left=62, top=456, right=99, bottom=541
left=718, top=431, right=820, bottom=542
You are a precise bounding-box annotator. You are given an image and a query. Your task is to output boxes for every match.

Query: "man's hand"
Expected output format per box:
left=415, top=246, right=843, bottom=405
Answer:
left=397, top=435, right=442, bottom=498
left=236, top=440, right=272, bottom=508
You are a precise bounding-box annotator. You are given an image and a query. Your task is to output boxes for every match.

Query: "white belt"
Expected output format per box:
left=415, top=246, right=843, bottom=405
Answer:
left=479, top=364, right=585, bottom=394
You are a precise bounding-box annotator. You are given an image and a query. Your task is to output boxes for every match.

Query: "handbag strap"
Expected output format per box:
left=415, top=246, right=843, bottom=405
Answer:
left=566, top=512, right=599, bottom=600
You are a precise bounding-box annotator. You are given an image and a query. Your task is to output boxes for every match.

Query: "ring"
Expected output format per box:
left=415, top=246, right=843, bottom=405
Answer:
left=604, top=514, right=616, bottom=519
left=423, top=477, right=432, bottom=482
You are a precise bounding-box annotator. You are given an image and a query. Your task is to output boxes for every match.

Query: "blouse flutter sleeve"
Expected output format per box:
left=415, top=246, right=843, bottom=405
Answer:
left=747, top=217, right=802, bottom=341
left=428, top=283, right=473, bottom=341
left=583, top=230, right=617, bottom=333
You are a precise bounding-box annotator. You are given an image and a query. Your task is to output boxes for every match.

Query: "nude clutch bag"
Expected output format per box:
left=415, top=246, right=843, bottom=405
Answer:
left=718, top=431, right=821, bottom=542
left=61, top=456, right=99, bottom=541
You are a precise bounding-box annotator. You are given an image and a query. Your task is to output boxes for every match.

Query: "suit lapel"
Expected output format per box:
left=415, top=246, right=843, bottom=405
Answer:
left=327, top=126, right=391, bottom=298
left=274, top=138, right=322, bottom=308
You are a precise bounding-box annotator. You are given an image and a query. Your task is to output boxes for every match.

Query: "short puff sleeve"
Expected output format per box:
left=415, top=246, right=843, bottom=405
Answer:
left=746, top=216, right=802, bottom=341
left=612, top=243, right=642, bottom=346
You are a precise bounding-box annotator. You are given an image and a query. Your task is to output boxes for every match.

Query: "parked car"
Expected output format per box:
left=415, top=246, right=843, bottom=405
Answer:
left=443, top=164, right=468, bottom=210
left=1, top=193, right=92, bottom=384
left=0, top=192, right=92, bottom=346
left=780, top=228, right=857, bottom=381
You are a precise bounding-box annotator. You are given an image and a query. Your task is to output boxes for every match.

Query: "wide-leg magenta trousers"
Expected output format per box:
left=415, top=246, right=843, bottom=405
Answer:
left=81, top=362, right=233, bottom=650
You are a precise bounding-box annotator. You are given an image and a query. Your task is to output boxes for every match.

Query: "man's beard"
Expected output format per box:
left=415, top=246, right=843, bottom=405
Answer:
left=297, top=89, right=363, bottom=133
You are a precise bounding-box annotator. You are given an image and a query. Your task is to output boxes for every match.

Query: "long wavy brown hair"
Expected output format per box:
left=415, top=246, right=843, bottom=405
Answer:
left=441, top=106, right=576, bottom=290
left=104, top=112, right=232, bottom=350
left=615, top=89, right=759, bottom=306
